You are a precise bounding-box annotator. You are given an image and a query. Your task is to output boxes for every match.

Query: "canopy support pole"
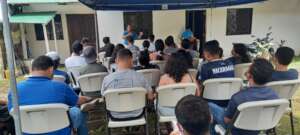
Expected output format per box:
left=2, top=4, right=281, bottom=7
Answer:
left=20, top=23, right=28, bottom=59
left=42, top=24, right=50, bottom=53
left=51, top=19, right=58, bottom=52
left=1, top=1, right=23, bottom=135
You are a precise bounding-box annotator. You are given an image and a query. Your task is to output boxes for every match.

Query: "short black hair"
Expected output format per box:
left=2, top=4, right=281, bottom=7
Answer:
left=275, top=46, right=295, bottom=66
left=249, top=58, right=274, bottom=85
left=117, top=49, right=133, bottom=60
left=182, top=39, right=190, bottom=49
left=103, top=37, right=110, bottom=44
left=139, top=50, right=150, bottom=66
left=127, top=36, right=134, bottom=44
left=175, top=95, right=211, bottom=135
left=165, top=35, right=175, bottom=47
left=203, top=40, right=221, bottom=56
left=72, top=40, right=83, bottom=55
left=155, top=39, right=165, bottom=52
left=32, top=56, right=54, bottom=71
left=149, top=34, right=155, bottom=42
left=142, top=40, right=150, bottom=49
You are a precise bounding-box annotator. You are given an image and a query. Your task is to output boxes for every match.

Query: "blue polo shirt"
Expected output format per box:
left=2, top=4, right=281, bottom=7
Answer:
left=271, top=69, right=298, bottom=81
left=53, top=69, right=71, bottom=84
left=123, top=31, right=138, bottom=45
left=225, top=86, right=279, bottom=135
left=8, top=76, right=79, bottom=135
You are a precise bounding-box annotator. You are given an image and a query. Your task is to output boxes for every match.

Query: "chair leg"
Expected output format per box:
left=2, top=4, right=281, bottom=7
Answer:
left=107, top=127, right=111, bottom=135
left=156, top=121, right=160, bottom=135
left=289, top=100, right=295, bottom=135
left=145, top=124, right=149, bottom=135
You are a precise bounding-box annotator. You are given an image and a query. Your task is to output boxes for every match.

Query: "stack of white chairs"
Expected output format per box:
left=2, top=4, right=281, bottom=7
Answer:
left=203, top=78, right=243, bottom=101
left=77, top=72, right=108, bottom=97
left=150, top=60, right=166, bottom=73
left=137, top=69, right=161, bottom=88
left=266, top=79, right=300, bottom=135
left=215, top=99, right=290, bottom=135
left=103, top=87, right=148, bottom=135
left=234, top=63, right=251, bottom=81
left=10, top=104, right=70, bottom=134
left=156, top=83, right=197, bottom=135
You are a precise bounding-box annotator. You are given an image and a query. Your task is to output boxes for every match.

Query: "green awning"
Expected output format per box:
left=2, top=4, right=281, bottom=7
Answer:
left=8, top=0, right=78, bottom=4
left=10, top=12, right=56, bottom=24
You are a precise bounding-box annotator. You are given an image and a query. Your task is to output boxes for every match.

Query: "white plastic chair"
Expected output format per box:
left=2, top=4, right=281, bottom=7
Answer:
left=156, top=83, right=197, bottom=135
left=203, top=78, right=243, bottom=100
left=137, top=69, right=161, bottom=88
left=77, top=72, right=108, bottom=97
left=103, top=57, right=112, bottom=69
left=98, top=52, right=106, bottom=63
left=150, top=60, right=166, bottom=73
left=234, top=63, right=251, bottom=81
left=188, top=68, right=198, bottom=79
left=53, top=75, right=66, bottom=82
left=266, top=79, right=300, bottom=135
left=67, top=66, right=82, bottom=84
left=103, top=87, right=148, bottom=135
left=215, top=99, right=289, bottom=135
left=10, top=104, right=70, bottom=134
left=192, top=58, right=200, bottom=69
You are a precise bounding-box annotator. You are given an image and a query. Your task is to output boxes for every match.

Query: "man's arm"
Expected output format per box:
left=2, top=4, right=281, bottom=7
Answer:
left=77, top=96, right=92, bottom=105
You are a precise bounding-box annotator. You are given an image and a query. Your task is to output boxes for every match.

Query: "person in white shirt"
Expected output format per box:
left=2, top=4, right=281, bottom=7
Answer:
left=148, top=34, right=156, bottom=52
left=65, top=40, right=87, bottom=69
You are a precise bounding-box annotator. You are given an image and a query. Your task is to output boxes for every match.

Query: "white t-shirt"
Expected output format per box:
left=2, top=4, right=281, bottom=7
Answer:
left=64, top=55, right=87, bottom=69
left=148, top=42, right=156, bottom=52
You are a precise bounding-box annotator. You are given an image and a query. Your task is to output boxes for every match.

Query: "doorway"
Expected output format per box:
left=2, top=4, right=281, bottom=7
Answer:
left=186, top=10, right=206, bottom=57
left=66, top=14, right=96, bottom=51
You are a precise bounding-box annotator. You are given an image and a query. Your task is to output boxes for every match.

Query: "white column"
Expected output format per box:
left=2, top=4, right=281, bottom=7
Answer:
left=20, top=23, right=28, bottom=59
left=52, top=19, right=58, bottom=52
left=42, top=24, right=50, bottom=53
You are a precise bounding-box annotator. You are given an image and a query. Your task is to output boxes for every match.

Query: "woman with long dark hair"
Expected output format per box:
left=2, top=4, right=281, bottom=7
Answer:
left=226, top=43, right=251, bottom=65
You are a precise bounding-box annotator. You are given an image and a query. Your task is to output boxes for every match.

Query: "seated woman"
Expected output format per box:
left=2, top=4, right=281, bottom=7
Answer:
left=226, top=43, right=251, bottom=65
left=134, top=50, right=159, bottom=70
left=158, top=51, right=200, bottom=116
left=150, top=39, right=166, bottom=61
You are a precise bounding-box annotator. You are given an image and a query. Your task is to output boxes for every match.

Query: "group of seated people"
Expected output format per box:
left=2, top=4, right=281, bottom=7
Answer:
left=6, top=32, right=299, bottom=135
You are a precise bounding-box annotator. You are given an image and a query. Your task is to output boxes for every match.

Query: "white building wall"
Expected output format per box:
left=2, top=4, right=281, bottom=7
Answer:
left=206, top=0, right=300, bottom=56
left=23, top=3, right=94, bottom=62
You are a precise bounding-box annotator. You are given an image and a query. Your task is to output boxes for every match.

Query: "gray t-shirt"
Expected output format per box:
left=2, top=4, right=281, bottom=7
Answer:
left=127, top=44, right=140, bottom=65
left=101, top=69, right=151, bottom=119
left=79, top=63, right=108, bottom=75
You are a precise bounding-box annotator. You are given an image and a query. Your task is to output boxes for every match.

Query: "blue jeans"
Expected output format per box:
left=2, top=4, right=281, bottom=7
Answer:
left=69, top=107, right=88, bottom=135
left=209, top=102, right=227, bottom=135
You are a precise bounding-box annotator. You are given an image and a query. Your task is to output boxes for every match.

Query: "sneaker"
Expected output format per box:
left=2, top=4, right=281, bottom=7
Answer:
left=80, top=98, right=103, bottom=112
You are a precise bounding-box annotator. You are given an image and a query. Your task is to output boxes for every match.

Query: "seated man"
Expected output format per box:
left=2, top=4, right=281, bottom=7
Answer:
left=197, top=40, right=234, bottom=107
left=170, top=95, right=211, bottom=135
left=209, top=58, right=279, bottom=135
left=46, top=51, right=71, bottom=84
left=101, top=49, right=153, bottom=120
left=79, top=46, right=108, bottom=75
left=8, top=56, right=93, bottom=135
left=272, top=46, right=298, bottom=81
left=126, top=36, right=140, bottom=65
left=181, top=39, right=199, bottom=58
left=99, top=37, right=115, bottom=58
left=65, top=40, right=87, bottom=69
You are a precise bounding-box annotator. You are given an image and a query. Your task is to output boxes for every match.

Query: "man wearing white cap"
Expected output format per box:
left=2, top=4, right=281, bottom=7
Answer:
left=46, top=51, right=71, bottom=84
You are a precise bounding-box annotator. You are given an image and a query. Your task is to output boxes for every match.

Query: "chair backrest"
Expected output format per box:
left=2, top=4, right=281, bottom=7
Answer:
left=150, top=60, right=166, bottom=73
left=203, top=78, right=243, bottom=100
left=53, top=75, right=66, bottom=82
left=188, top=69, right=197, bottom=79
left=77, top=72, right=108, bottom=93
left=266, top=80, right=300, bottom=99
left=137, top=69, right=161, bottom=87
left=234, top=99, right=289, bottom=131
left=10, top=104, right=70, bottom=134
left=157, top=83, right=197, bottom=107
left=67, top=66, right=82, bottom=79
left=234, top=63, right=252, bottom=80
left=98, top=52, right=106, bottom=63
left=192, top=58, right=199, bottom=69
left=103, top=87, right=147, bottom=112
